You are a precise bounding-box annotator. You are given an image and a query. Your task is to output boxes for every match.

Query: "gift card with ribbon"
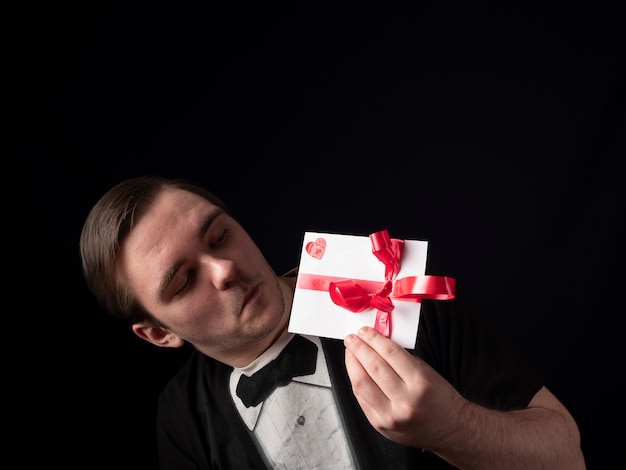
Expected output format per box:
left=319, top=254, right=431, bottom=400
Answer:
left=288, top=230, right=456, bottom=349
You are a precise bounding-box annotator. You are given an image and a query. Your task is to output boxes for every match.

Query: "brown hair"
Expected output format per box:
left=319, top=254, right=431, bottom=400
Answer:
left=79, top=175, right=229, bottom=324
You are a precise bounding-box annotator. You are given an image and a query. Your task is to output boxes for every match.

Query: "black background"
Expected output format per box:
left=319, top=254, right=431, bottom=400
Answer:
left=3, top=1, right=624, bottom=468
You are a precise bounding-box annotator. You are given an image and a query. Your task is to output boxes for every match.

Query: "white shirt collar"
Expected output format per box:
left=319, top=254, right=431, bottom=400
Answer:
left=229, top=332, right=331, bottom=430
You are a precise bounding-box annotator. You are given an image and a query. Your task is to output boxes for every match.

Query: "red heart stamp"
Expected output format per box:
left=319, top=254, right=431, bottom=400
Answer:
left=305, top=237, right=326, bottom=259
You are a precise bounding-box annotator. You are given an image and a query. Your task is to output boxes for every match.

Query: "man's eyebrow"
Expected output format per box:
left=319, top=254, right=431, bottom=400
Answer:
left=158, top=259, right=186, bottom=300
left=157, top=207, right=225, bottom=299
left=199, top=208, right=224, bottom=238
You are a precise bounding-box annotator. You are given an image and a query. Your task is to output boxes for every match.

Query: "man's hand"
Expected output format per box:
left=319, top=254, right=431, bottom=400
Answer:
left=343, top=326, right=465, bottom=450
left=343, top=326, right=586, bottom=470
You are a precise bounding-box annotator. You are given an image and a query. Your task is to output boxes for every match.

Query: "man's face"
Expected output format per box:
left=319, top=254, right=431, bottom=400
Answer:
left=116, top=188, right=288, bottom=364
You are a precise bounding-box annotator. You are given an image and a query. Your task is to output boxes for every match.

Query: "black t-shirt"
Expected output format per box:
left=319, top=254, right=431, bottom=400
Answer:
left=156, top=285, right=544, bottom=469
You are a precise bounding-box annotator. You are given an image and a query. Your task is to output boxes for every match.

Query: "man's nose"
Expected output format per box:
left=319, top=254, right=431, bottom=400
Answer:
left=201, top=256, right=238, bottom=289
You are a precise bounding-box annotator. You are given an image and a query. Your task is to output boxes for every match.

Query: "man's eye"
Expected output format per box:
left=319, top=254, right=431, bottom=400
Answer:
left=173, top=274, right=192, bottom=297
left=211, top=229, right=228, bottom=248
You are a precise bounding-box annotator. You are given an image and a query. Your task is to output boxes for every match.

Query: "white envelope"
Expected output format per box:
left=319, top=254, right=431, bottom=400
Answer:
left=288, top=231, right=429, bottom=349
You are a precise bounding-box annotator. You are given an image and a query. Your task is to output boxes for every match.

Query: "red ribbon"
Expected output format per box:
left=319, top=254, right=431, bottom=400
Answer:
left=296, top=230, right=456, bottom=338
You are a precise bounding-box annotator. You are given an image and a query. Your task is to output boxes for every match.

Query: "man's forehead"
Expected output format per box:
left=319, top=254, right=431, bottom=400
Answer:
left=143, top=188, right=218, bottom=224
left=136, top=189, right=217, bottom=240
left=118, top=189, right=213, bottom=300
left=157, top=187, right=214, bottom=208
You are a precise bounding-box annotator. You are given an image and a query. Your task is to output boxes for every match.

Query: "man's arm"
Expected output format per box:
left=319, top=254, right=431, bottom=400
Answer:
left=344, top=326, right=585, bottom=470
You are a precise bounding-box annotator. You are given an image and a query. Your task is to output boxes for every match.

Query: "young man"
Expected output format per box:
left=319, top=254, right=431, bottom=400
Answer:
left=80, top=175, right=585, bottom=469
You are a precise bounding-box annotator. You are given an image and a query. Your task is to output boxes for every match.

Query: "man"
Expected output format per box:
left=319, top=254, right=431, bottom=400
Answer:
left=80, top=175, right=585, bottom=469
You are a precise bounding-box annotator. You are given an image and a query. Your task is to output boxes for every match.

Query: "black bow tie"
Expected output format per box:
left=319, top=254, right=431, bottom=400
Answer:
left=236, top=334, right=318, bottom=408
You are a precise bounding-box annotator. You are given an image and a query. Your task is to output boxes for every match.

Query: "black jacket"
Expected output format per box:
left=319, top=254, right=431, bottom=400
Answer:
left=156, top=290, right=544, bottom=469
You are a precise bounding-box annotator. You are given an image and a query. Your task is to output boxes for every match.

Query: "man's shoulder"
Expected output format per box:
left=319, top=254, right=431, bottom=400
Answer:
left=159, top=349, right=233, bottom=408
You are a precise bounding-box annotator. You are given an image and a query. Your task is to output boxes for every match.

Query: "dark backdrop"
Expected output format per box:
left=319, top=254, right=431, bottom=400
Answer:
left=3, top=1, right=624, bottom=468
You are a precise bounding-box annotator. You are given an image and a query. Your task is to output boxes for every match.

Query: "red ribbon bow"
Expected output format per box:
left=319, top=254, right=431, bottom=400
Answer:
left=297, top=230, right=456, bottom=338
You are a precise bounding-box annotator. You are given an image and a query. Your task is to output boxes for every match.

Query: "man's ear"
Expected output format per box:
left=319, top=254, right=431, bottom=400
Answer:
left=131, top=321, right=185, bottom=348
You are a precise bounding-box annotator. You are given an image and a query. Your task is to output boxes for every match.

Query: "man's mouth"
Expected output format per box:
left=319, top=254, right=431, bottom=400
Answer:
left=241, top=284, right=259, bottom=311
